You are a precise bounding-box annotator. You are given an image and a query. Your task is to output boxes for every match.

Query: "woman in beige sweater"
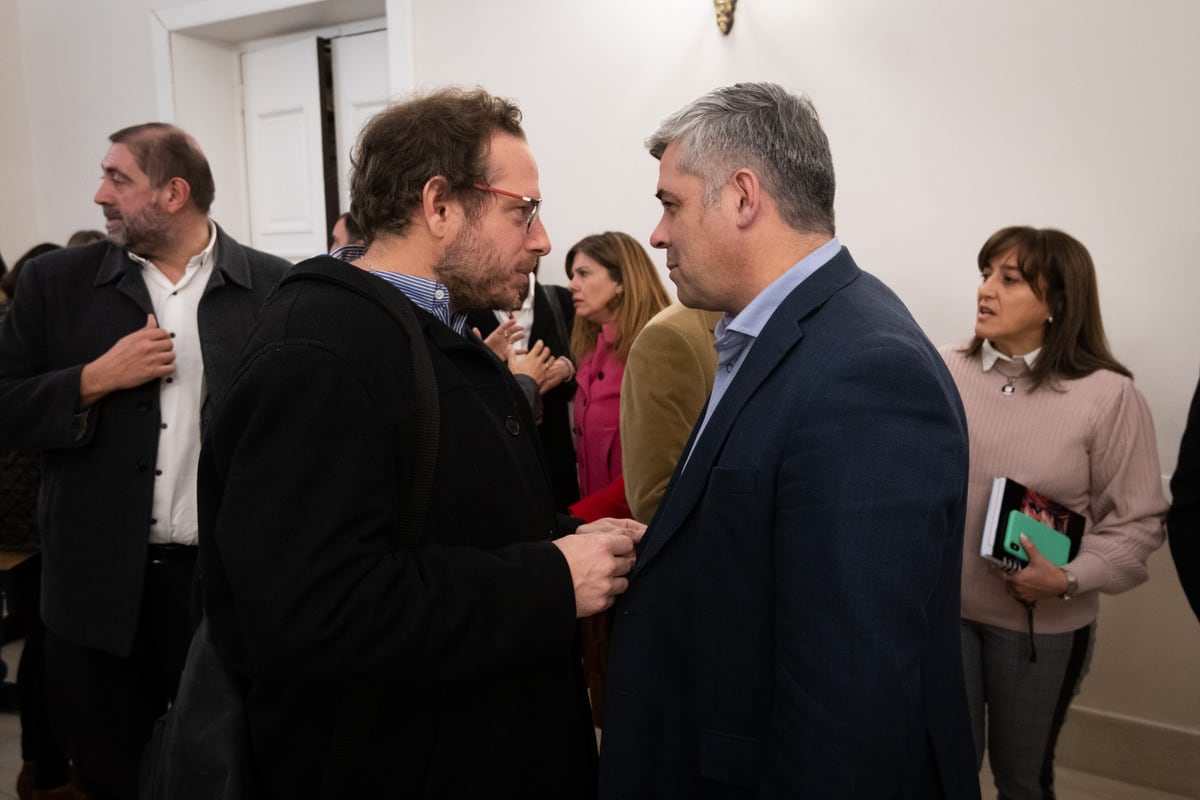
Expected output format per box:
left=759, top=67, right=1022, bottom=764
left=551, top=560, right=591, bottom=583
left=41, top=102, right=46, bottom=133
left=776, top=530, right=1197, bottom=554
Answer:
left=940, top=226, right=1166, bottom=800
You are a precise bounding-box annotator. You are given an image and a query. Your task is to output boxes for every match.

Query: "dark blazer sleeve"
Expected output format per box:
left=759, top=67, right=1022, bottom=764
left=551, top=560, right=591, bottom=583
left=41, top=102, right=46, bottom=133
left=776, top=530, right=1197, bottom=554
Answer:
left=763, top=343, right=968, bottom=795
left=537, top=285, right=575, bottom=356
left=1170, top=374, right=1200, bottom=622
left=0, top=258, right=92, bottom=452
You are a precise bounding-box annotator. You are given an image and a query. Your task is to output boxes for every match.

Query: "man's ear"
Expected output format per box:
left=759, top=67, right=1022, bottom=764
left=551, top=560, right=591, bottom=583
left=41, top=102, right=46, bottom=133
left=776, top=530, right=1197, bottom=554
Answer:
left=422, top=176, right=459, bottom=239
left=160, top=177, right=192, bottom=214
left=729, top=168, right=763, bottom=229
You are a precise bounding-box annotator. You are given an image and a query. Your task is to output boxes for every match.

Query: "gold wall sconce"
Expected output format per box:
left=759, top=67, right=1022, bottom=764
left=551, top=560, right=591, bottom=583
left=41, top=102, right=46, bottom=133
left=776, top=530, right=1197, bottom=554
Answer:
left=714, top=0, right=738, bottom=34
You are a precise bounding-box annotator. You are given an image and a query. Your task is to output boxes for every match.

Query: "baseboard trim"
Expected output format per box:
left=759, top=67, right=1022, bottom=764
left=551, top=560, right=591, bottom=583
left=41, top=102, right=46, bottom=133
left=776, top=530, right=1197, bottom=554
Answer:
left=1057, top=705, right=1200, bottom=797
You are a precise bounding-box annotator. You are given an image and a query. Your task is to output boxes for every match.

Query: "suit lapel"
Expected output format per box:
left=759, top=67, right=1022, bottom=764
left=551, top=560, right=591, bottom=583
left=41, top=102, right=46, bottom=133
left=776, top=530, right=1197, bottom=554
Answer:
left=633, top=248, right=862, bottom=575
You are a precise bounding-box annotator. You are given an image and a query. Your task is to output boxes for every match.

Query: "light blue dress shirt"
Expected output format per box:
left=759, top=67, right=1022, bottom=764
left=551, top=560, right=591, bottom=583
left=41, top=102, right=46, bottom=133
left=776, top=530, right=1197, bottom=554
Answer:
left=367, top=269, right=468, bottom=336
left=686, top=236, right=842, bottom=465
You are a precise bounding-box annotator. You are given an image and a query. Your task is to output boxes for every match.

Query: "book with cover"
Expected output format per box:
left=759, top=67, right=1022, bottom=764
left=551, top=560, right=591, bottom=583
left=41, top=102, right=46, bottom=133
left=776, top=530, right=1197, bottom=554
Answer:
left=980, top=477, right=1085, bottom=569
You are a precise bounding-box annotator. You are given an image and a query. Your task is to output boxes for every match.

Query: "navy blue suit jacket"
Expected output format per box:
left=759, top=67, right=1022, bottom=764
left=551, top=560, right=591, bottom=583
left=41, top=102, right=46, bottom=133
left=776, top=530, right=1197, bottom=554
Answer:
left=599, top=248, right=980, bottom=799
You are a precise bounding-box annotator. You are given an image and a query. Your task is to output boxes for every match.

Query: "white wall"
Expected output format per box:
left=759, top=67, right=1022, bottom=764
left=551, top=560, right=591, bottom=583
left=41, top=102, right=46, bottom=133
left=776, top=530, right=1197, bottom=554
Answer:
left=2, top=0, right=195, bottom=256
left=405, top=3, right=1200, bottom=738
left=1, top=0, right=1197, bottom=749
left=0, top=1, right=37, bottom=265
left=409, top=0, right=1200, bottom=474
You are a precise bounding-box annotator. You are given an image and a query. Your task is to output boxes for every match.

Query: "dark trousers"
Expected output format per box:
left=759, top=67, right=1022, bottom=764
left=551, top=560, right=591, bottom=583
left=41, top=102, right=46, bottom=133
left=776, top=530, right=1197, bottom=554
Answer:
left=961, top=619, right=1095, bottom=800
left=10, top=554, right=71, bottom=789
left=45, top=547, right=199, bottom=800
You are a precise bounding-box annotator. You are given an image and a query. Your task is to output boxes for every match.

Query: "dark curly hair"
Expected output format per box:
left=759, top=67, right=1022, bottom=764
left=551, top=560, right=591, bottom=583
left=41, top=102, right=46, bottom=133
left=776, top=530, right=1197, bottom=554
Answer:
left=349, top=87, right=525, bottom=241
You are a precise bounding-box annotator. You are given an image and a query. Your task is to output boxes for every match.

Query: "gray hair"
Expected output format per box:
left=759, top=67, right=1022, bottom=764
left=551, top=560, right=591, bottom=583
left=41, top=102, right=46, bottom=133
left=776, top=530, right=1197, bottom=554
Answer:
left=646, top=82, right=835, bottom=236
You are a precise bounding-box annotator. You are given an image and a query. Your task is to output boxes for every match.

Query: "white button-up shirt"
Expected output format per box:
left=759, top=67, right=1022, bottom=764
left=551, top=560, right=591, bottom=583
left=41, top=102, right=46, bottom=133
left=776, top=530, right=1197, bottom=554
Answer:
left=127, top=222, right=216, bottom=545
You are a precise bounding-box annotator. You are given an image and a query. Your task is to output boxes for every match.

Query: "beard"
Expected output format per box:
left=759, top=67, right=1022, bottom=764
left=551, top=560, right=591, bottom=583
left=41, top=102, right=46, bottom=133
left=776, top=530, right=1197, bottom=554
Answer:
left=105, top=199, right=171, bottom=255
left=435, top=220, right=534, bottom=312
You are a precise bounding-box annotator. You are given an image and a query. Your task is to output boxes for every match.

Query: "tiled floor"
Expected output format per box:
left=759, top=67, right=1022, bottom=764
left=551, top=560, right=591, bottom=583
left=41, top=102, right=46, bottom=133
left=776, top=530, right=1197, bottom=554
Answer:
left=0, top=638, right=1189, bottom=800
left=980, top=759, right=1194, bottom=800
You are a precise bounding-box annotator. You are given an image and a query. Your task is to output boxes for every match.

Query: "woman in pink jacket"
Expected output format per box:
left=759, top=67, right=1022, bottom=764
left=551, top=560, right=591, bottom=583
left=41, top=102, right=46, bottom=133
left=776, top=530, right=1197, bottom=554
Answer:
left=566, top=232, right=670, bottom=522
left=565, top=231, right=669, bottom=726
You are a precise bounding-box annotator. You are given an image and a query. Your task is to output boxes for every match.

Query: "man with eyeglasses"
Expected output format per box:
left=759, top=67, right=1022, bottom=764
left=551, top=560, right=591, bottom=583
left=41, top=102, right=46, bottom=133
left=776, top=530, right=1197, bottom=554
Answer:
left=197, top=87, right=642, bottom=797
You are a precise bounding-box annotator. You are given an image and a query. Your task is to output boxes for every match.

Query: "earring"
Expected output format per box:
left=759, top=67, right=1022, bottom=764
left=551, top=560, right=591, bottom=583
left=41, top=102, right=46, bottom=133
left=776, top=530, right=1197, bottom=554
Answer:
left=1047, top=315, right=1054, bottom=324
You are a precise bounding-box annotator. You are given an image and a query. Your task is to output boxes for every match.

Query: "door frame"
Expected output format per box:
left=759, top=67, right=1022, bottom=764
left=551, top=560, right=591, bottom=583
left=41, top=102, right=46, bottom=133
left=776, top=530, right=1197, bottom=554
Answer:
left=148, top=0, right=413, bottom=244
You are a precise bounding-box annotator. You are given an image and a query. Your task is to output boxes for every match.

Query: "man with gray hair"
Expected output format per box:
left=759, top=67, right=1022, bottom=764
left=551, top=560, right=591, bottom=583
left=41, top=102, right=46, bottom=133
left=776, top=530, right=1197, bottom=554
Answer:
left=599, top=83, right=980, bottom=798
left=0, top=123, right=287, bottom=800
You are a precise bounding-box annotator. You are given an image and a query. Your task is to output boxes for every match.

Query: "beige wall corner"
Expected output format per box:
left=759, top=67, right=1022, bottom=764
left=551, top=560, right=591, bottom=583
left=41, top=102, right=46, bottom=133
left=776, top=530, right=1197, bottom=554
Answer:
left=1058, top=705, right=1200, bottom=797
left=0, top=0, right=38, bottom=261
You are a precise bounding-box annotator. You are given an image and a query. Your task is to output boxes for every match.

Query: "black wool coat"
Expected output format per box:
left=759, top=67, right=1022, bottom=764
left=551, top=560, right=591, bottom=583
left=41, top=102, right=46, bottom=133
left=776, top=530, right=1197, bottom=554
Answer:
left=199, top=257, right=597, bottom=799
left=0, top=231, right=287, bottom=656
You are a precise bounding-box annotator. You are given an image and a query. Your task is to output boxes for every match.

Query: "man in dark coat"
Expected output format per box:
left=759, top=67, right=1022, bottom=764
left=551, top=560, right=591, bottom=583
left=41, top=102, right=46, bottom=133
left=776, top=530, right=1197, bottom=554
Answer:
left=199, top=87, right=642, bottom=798
left=598, top=83, right=980, bottom=799
left=0, top=123, right=288, bottom=800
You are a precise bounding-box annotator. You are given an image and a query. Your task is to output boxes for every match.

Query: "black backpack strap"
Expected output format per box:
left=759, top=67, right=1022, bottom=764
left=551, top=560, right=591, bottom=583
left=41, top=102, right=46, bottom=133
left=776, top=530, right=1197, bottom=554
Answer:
left=285, top=261, right=440, bottom=799
left=280, top=260, right=440, bottom=544
left=359, top=272, right=440, bottom=546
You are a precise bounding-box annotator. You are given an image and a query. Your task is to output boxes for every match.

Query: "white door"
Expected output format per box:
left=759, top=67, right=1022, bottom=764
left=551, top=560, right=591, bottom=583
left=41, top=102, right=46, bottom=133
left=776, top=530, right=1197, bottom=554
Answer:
left=241, top=38, right=326, bottom=262
left=331, top=30, right=392, bottom=213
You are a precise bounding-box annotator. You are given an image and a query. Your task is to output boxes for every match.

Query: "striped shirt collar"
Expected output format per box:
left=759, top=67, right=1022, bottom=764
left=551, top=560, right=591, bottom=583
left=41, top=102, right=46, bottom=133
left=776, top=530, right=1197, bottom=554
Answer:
left=366, top=269, right=468, bottom=336
left=330, top=243, right=367, bottom=262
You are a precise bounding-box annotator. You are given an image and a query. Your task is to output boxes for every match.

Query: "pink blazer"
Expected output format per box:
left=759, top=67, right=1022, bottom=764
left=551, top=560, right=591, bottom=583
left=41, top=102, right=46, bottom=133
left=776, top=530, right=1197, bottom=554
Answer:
left=573, top=324, right=625, bottom=498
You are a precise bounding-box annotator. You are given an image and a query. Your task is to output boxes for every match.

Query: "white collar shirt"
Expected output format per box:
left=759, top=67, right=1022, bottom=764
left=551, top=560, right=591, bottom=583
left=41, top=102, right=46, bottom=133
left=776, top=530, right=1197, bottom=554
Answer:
left=127, top=221, right=217, bottom=545
left=980, top=338, right=1041, bottom=371
left=492, top=273, right=536, bottom=353
left=686, top=237, right=842, bottom=468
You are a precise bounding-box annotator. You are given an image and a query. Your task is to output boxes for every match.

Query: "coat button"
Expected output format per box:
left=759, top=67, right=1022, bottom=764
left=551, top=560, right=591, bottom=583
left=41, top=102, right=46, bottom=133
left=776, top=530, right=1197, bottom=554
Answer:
left=598, top=371, right=605, bottom=380
left=505, top=416, right=520, bottom=436
left=135, top=460, right=148, bottom=472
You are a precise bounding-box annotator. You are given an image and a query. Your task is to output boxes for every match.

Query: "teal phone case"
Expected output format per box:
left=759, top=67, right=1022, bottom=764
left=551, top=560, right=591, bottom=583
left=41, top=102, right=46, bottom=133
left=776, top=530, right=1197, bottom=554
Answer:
left=1003, top=510, right=1072, bottom=566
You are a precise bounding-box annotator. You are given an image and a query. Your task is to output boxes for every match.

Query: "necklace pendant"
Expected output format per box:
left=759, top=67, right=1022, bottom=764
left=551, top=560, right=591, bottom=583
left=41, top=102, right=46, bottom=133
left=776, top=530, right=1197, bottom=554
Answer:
left=1002, top=383, right=1015, bottom=396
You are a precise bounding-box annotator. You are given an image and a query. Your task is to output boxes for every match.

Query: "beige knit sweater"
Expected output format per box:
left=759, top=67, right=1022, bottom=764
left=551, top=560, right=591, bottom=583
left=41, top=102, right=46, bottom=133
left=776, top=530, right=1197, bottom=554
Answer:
left=940, top=344, right=1167, bottom=634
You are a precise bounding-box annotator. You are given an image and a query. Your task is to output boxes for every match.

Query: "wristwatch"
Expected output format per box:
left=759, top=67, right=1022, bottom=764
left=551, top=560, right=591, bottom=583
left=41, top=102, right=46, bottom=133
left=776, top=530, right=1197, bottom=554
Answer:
left=1059, top=568, right=1079, bottom=601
